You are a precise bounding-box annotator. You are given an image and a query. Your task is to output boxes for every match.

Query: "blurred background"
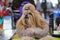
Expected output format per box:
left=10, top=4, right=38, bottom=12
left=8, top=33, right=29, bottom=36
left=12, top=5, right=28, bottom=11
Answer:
left=0, top=0, right=60, bottom=40
left=2, top=0, right=59, bottom=30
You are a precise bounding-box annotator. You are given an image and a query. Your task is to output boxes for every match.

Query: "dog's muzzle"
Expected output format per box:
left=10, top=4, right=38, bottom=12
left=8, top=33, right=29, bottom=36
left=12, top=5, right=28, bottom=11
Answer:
left=25, top=14, right=29, bottom=19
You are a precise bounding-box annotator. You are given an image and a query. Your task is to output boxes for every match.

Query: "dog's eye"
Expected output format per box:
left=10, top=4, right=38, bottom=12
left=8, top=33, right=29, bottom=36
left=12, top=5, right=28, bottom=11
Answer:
left=29, top=13, right=32, bottom=15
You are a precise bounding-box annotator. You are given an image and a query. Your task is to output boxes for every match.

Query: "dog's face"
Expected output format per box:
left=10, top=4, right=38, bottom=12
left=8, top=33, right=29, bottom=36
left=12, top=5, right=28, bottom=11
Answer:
left=22, top=3, right=36, bottom=28
left=23, top=7, right=34, bottom=26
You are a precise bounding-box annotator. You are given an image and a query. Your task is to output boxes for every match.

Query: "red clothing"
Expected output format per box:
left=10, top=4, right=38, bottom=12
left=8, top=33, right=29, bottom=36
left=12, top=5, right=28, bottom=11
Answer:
left=3, top=9, right=10, bottom=16
left=0, top=1, right=4, bottom=17
left=0, top=12, right=3, bottom=17
left=0, top=1, right=3, bottom=6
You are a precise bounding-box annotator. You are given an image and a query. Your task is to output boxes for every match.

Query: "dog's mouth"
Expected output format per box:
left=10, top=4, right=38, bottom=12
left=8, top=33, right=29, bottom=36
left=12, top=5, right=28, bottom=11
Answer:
left=25, top=14, right=29, bottom=19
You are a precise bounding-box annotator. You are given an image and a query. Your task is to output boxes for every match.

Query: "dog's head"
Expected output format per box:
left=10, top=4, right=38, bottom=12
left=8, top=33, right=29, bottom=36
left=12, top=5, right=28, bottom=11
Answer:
left=16, top=3, right=48, bottom=30
left=21, top=3, right=36, bottom=26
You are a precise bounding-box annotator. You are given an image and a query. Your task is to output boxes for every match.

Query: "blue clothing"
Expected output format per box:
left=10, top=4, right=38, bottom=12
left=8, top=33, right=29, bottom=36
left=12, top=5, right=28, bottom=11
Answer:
left=53, top=8, right=60, bottom=20
left=53, top=8, right=60, bottom=29
left=36, top=1, right=41, bottom=11
left=0, top=17, right=3, bottom=25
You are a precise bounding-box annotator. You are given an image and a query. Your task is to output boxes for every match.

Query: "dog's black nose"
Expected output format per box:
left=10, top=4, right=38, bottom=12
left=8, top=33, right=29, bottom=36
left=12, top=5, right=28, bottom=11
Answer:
left=25, top=15, right=29, bottom=19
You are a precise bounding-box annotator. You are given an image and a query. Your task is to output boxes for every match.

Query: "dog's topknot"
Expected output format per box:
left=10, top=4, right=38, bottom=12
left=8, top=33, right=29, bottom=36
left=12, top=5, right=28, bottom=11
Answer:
left=23, top=3, right=36, bottom=11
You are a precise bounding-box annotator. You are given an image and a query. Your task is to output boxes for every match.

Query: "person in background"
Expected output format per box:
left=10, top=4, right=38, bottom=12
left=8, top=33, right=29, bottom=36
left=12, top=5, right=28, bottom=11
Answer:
left=55, top=17, right=60, bottom=31
left=3, top=0, right=13, bottom=7
left=3, top=0, right=11, bottom=16
left=13, top=1, right=30, bottom=25
left=36, top=0, right=41, bottom=11
left=41, top=0, right=47, bottom=19
left=3, top=0, right=9, bottom=10
left=4, top=0, right=9, bottom=7
left=0, top=0, right=4, bottom=34
left=0, top=0, right=4, bottom=17
left=36, top=0, right=42, bottom=16
left=12, top=0, right=35, bottom=10
left=52, top=4, right=60, bottom=30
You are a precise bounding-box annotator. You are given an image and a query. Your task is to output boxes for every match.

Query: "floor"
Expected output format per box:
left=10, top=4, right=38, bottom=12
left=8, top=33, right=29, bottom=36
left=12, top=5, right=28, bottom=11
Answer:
left=0, top=16, right=15, bottom=40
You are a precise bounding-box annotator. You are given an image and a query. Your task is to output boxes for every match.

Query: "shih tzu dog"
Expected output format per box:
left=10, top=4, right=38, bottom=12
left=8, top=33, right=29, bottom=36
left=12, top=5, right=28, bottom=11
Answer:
left=16, top=3, right=49, bottom=39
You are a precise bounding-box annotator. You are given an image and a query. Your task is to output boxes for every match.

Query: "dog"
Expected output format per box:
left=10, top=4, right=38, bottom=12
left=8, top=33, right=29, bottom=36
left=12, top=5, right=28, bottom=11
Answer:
left=16, top=3, right=49, bottom=39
